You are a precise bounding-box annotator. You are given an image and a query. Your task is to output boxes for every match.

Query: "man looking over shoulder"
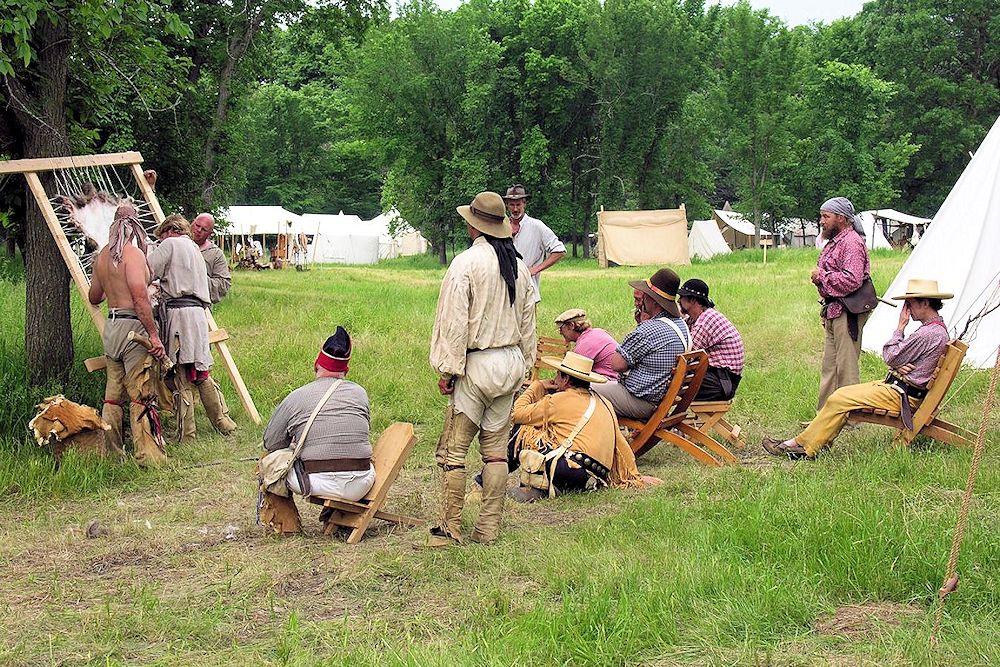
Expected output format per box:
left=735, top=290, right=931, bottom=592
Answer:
left=504, top=184, right=565, bottom=302
left=88, top=202, right=168, bottom=466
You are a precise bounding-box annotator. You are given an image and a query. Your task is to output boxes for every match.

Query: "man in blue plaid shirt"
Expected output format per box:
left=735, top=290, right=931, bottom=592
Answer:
left=593, top=268, right=690, bottom=419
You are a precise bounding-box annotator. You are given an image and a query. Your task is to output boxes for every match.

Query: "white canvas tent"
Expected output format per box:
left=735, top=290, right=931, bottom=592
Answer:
left=864, top=208, right=931, bottom=249
left=787, top=220, right=819, bottom=248
left=368, top=209, right=429, bottom=259
left=596, top=206, right=690, bottom=267
left=858, top=212, right=892, bottom=250
left=222, top=205, right=303, bottom=236
left=688, top=219, right=731, bottom=260
left=863, top=115, right=1000, bottom=368
left=303, top=212, right=379, bottom=265
left=713, top=209, right=772, bottom=249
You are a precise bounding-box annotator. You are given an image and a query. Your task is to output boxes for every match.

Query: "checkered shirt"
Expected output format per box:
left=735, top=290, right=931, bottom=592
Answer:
left=816, top=227, right=870, bottom=320
left=690, top=308, right=744, bottom=375
left=617, top=313, right=690, bottom=403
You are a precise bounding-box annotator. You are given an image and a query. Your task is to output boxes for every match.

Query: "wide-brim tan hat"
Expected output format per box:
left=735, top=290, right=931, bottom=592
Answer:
left=628, top=267, right=681, bottom=318
left=457, top=191, right=512, bottom=239
left=541, top=351, right=608, bottom=384
left=891, top=278, right=954, bottom=300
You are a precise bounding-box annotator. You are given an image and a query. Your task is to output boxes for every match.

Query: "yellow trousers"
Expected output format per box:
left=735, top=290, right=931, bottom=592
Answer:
left=797, top=381, right=916, bottom=457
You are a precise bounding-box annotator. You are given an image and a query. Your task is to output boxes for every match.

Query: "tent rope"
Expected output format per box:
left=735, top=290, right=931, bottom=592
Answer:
left=929, top=343, right=1000, bottom=646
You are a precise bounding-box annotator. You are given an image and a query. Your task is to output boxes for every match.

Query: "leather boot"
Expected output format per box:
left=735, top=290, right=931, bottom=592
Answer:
left=175, top=370, right=197, bottom=443
left=471, top=427, right=509, bottom=544
left=431, top=407, right=479, bottom=544
left=197, top=376, right=237, bottom=435
left=126, top=361, right=167, bottom=467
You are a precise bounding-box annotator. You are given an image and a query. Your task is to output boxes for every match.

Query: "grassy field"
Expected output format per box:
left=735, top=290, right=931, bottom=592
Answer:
left=0, top=249, right=998, bottom=666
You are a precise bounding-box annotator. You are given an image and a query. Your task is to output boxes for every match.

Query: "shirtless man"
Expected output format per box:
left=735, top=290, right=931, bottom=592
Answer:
left=88, top=202, right=168, bottom=466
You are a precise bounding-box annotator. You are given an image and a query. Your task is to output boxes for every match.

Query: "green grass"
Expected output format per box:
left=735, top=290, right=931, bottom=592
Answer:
left=0, top=249, right=998, bottom=665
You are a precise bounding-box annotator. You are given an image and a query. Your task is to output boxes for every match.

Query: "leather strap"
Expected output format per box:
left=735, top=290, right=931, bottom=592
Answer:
left=301, top=457, right=371, bottom=473
left=290, top=379, right=342, bottom=497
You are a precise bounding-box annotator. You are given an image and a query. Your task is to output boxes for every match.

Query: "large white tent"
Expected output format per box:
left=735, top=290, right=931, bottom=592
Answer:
left=713, top=209, right=772, bottom=249
left=221, top=205, right=303, bottom=236
left=303, top=212, right=379, bottom=265
left=858, top=211, right=892, bottom=250
left=863, top=208, right=931, bottom=248
left=688, top=219, right=731, bottom=260
left=864, top=115, right=1000, bottom=368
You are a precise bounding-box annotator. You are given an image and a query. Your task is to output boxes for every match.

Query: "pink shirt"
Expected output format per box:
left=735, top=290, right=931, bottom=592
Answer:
left=816, top=227, right=870, bottom=320
left=573, top=327, right=619, bottom=381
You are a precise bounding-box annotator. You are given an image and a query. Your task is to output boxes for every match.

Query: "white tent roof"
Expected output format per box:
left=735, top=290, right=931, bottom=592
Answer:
left=867, top=208, right=931, bottom=227
left=713, top=209, right=772, bottom=237
left=864, top=115, right=1000, bottom=368
left=222, top=205, right=303, bottom=235
left=858, top=211, right=892, bottom=250
left=302, top=212, right=366, bottom=235
left=688, top=219, right=731, bottom=260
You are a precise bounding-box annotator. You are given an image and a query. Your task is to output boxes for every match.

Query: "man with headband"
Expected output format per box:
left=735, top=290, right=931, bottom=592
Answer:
left=88, top=202, right=168, bottom=466
left=259, top=327, right=375, bottom=534
left=811, top=196, right=872, bottom=412
left=429, top=191, right=537, bottom=546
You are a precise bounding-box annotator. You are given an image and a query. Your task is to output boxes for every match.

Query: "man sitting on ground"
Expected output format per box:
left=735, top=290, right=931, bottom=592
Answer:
left=678, top=279, right=744, bottom=401
left=507, top=352, right=643, bottom=502
left=259, top=327, right=376, bottom=534
left=763, top=279, right=952, bottom=460
left=592, top=268, right=690, bottom=419
left=554, top=308, right=618, bottom=382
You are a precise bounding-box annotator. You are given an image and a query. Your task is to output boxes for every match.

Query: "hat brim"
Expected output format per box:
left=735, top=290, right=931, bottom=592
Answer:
left=677, top=288, right=714, bottom=309
left=891, top=292, right=954, bottom=300
left=628, top=279, right=681, bottom=318
left=540, top=356, right=608, bottom=384
left=502, top=193, right=530, bottom=201
left=457, top=205, right=512, bottom=239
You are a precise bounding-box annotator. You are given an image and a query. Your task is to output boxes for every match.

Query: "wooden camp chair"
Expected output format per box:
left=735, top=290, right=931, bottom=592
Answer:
left=618, top=351, right=738, bottom=466
left=308, top=422, right=423, bottom=543
left=527, top=336, right=574, bottom=383
left=687, top=400, right=746, bottom=450
left=849, top=340, right=974, bottom=448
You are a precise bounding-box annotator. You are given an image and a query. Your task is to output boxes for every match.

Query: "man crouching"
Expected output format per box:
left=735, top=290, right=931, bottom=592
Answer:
left=508, top=351, right=643, bottom=502
left=258, top=327, right=376, bottom=534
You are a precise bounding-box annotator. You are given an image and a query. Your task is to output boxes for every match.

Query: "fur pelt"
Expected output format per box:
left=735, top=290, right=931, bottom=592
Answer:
left=28, top=395, right=114, bottom=459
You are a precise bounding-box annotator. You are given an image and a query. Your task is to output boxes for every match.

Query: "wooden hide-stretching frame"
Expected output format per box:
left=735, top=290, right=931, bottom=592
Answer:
left=0, top=152, right=261, bottom=424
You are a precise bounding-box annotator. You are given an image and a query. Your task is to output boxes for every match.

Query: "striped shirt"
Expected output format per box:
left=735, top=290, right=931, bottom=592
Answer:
left=690, top=308, right=745, bottom=375
left=263, top=377, right=372, bottom=461
left=816, top=227, right=870, bottom=320
left=882, top=317, right=949, bottom=387
left=617, top=312, right=690, bottom=403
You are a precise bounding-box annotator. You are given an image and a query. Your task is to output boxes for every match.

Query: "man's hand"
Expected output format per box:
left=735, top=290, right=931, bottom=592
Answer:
left=894, top=363, right=915, bottom=378
left=438, top=376, right=455, bottom=395
left=897, top=302, right=911, bottom=330
left=541, top=379, right=558, bottom=392
left=148, top=334, right=166, bottom=360
left=529, top=265, right=543, bottom=277
left=810, top=268, right=822, bottom=285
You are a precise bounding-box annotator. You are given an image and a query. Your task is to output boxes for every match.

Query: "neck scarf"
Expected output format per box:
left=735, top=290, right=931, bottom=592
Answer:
left=484, top=235, right=521, bottom=306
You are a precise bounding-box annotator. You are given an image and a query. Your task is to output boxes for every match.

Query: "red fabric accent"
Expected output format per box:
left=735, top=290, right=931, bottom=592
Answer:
left=186, top=366, right=210, bottom=383
left=315, top=352, right=348, bottom=373
left=103, top=399, right=122, bottom=406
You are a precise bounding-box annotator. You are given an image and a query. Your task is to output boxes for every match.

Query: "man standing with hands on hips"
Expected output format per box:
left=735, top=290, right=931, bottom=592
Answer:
left=504, top=184, right=565, bottom=302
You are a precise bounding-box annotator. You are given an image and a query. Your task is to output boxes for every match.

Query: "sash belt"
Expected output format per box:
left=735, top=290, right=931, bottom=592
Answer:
left=165, top=296, right=210, bottom=309
left=884, top=373, right=928, bottom=430
left=301, top=458, right=372, bottom=473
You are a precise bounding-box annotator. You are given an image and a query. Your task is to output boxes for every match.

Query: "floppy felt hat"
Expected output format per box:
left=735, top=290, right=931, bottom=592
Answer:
left=457, top=191, right=512, bottom=239
left=503, top=184, right=530, bottom=201
left=891, top=278, right=954, bottom=301
left=628, top=268, right=682, bottom=318
left=554, top=308, right=587, bottom=325
left=677, top=278, right=715, bottom=309
left=541, top=351, right=608, bottom=384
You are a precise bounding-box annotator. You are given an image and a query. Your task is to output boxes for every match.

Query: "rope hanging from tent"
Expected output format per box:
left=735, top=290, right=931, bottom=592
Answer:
left=929, top=343, right=1000, bottom=646
left=937, top=275, right=1000, bottom=411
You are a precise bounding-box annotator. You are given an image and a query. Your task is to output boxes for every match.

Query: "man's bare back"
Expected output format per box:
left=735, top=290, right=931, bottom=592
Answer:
left=89, top=243, right=165, bottom=359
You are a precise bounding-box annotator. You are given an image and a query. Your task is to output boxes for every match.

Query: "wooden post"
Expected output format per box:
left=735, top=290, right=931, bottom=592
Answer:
left=760, top=237, right=773, bottom=265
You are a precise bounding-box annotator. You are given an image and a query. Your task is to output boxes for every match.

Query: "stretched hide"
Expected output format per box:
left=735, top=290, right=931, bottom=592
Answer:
left=28, top=395, right=115, bottom=460
left=55, top=186, right=121, bottom=250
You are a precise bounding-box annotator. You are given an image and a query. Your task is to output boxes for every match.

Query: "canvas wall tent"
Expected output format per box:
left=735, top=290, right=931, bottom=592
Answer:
left=864, top=208, right=931, bottom=249
left=596, top=206, right=690, bottom=267
left=688, top=219, right=731, bottom=260
left=367, top=209, right=429, bottom=259
left=786, top=220, right=820, bottom=248
left=858, top=211, right=892, bottom=250
left=222, top=205, right=304, bottom=236
left=713, top=209, right=772, bottom=249
left=303, top=212, right=380, bottom=265
left=863, top=115, right=1000, bottom=369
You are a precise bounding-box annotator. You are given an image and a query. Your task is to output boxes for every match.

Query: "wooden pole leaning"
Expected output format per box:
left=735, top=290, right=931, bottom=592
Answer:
left=3, top=152, right=261, bottom=425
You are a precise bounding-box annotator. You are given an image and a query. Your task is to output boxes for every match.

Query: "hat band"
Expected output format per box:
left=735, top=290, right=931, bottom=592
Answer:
left=646, top=279, right=676, bottom=301
left=471, top=205, right=505, bottom=224
left=315, top=351, right=349, bottom=373
left=683, top=288, right=708, bottom=298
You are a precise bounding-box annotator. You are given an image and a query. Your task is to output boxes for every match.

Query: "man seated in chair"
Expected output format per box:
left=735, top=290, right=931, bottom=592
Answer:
left=677, top=279, right=744, bottom=401
left=507, top=351, right=643, bottom=502
left=554, top=308, right=618, bottom=381
left=763, top=279, right=952, bottom=460
left=592, top=268, right=690, bottom=419
left=258, top=327, right=376, bottom=534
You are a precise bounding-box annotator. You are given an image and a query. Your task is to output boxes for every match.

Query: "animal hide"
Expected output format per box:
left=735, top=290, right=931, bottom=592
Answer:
left=28, top=395, right=115, bottom=460
left=55, top=184, right=120, bottom=250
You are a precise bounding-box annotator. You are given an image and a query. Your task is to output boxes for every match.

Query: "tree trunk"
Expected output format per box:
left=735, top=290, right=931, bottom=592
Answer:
left=9, top=16, right=74, bottom=386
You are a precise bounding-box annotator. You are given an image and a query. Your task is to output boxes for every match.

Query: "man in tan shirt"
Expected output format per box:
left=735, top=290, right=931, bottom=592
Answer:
left=428, top=191, right=537, bottom=545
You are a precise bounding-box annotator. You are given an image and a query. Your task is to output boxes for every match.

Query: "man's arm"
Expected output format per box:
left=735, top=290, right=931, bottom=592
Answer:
left=529, top=250, right=565, bottom=277
left=530, top=224, right=566, bottom=276
left=429, top=268, right=471, bottom=379
left=262, top=398, right=293, bottom=451
left=518, top=270, right=538, bottom=368
left=88, top=266, right=105, bottom=305
left=511, top=380, right=550, bottom=426
left=610, top=351, right=630, bottom=373
left=206, top=248, right=232, bottom=303
left=124, top=247, right=164, bottom=359
left=816, top=239, right=867, bottom=297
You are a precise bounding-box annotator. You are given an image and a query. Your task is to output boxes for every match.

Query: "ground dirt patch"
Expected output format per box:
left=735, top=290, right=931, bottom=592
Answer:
left=814, top=602, right=923, bottom=639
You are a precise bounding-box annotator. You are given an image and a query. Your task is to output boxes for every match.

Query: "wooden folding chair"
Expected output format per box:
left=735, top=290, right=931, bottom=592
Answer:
left=308, top=422, right=424, bottom=543
left=849, top=340, right=974, bottom=448
left=618, top=351, right=738, bottom=466
left=687, top=400, right=746, bottom=450
left=527, top=336, right=574, bottom=383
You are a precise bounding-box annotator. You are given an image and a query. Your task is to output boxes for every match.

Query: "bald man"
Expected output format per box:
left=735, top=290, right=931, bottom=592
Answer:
left=190, top=213, right=232, bottom=305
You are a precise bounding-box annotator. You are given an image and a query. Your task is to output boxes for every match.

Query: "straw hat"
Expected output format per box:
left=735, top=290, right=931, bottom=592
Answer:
left=891, top=279, right=953, bottom=301
left=541, top=351, right=608, bottom=384
left=457, top=192, right=512, bottom=239
left=628, top=268, right=682, bottom=318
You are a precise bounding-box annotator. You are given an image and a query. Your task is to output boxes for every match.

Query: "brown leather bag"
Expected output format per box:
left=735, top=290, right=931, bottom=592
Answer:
left=840, top=277, right=878, bottom=314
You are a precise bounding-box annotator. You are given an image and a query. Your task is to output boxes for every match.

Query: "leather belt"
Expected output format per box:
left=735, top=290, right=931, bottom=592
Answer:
left=885, top=373, right=928, bottom=430
left=165, top=296, right=209, bottom=309
left=300, top=458, right=371, bottom=474
left=108, top=312, right=139, bottom=321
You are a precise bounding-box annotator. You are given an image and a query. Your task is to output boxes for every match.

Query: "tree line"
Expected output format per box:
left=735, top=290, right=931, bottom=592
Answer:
left=2, top=0, right=999, bottom=383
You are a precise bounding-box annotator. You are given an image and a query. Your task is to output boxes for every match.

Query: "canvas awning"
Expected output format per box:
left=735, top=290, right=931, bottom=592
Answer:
left=597, top=207, right=690, bottom=267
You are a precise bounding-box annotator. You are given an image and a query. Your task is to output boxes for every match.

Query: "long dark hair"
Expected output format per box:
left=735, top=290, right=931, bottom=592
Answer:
left=484, top=235, right=521, bottom=306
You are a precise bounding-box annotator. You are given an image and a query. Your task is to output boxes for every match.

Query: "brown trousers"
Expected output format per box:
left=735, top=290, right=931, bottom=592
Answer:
left=817, top=311, right=870, bottom=411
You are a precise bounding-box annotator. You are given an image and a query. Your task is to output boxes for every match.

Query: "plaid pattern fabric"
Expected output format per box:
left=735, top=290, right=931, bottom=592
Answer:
left=816, top=227, right=870, bottom=320
left=617, top=314, right=690, bottom=403
left=690, top=308, right=745, bottom=375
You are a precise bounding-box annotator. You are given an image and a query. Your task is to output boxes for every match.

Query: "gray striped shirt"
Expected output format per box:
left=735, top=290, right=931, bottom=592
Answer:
left=263, top=377, right=372, bottom=461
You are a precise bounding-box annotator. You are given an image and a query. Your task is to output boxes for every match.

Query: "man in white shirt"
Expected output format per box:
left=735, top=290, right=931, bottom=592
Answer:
left=504, top=184, right=565, bottom=302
